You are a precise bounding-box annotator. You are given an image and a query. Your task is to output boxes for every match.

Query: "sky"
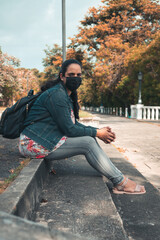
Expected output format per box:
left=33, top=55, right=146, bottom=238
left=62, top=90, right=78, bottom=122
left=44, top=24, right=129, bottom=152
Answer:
left=0, top=0, right=103, bottom=72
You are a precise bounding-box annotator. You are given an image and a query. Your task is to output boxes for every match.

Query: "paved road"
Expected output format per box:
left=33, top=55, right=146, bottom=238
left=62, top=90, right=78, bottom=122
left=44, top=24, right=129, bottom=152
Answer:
left=89, top=113, right=160, bottom=190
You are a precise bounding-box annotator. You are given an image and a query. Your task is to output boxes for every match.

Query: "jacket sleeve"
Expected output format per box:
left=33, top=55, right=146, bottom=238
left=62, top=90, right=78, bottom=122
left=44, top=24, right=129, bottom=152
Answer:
left=75, top=119, right=98, bottom=130
left=45, top=90, right=97, bottom=138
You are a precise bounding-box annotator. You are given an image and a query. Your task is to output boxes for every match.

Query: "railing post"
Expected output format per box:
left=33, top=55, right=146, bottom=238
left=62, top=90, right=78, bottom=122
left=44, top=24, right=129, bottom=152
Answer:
left=100, top=105, right=104, bottom=114
left=116, top=107, right=118, bottom=116
left=143, top=108, right=146, bottom=120
left=151, top=108, right=155, bottom=120
left=120, top=107, right=122, bottom=117
left=125, top=108, right=128, bottom=118
left=131, top=105, right=136, bottom=118
left=136, top=104, right=144, bottom=120
left=148, top=108, right=151, bottom=120
left=156, top=108, right=159, bottom=120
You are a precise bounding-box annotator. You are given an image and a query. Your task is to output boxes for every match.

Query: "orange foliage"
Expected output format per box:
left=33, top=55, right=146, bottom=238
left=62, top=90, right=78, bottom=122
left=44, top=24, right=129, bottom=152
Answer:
left=69, top=0, right=160, bottom=97
left=15, top=68, right=40, bottom=100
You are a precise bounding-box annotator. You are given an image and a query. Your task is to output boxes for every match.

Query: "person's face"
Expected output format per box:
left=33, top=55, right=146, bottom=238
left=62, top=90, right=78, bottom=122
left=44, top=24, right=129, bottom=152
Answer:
left=60, top=63, right=82, bottom=85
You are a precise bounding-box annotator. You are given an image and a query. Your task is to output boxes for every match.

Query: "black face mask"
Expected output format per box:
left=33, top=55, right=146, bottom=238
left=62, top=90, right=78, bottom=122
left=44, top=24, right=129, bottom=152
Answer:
left=65, top=77, right=82, bottom=91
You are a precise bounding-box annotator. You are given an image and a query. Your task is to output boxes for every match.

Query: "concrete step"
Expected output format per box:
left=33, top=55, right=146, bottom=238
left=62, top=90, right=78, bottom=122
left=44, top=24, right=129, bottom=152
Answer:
left=0, top=211, right=88, bottom=240
left=35, top=156, right=128, bottom=240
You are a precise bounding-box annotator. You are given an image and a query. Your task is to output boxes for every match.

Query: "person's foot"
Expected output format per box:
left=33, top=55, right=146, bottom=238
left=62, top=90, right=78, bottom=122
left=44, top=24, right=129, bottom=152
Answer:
left=113, top=177, right=146, bottom=194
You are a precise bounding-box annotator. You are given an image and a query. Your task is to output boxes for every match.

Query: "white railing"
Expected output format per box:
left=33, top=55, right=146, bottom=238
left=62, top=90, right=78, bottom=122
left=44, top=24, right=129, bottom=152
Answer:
left=82, top=105, right=160, bottom=120
left=131, top=104, right=160, bottom=120
left=81, top=106, right=129, bottom=118
left=143, top=107, right=160, bottom=120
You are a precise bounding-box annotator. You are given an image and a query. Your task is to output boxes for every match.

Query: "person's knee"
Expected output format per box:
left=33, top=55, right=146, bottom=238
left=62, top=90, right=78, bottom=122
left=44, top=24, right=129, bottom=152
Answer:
left=83, top=136, right=96, bottom=149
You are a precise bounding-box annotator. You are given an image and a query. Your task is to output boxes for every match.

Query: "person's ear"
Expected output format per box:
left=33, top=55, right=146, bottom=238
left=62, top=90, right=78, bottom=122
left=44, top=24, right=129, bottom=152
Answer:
left=60, top=73, right=63, bottom=80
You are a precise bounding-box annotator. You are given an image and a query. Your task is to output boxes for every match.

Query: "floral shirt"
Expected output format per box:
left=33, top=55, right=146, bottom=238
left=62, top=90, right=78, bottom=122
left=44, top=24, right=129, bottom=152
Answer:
left=19, top=134, right=67, bottom=159
left=19, top=109, right=75, bottom=158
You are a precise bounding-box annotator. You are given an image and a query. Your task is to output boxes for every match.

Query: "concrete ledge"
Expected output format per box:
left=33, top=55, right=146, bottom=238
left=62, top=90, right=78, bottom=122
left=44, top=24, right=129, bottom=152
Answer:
left=0, top=158, right=49, bottom=219
left=35, top=156, right=129, bottom=240
left=0, top=211, right=88, bottom=240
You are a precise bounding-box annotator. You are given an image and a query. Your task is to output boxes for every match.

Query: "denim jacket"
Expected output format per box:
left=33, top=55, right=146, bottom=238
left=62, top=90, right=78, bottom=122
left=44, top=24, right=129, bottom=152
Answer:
left=23, top=83, right=97, bottom=151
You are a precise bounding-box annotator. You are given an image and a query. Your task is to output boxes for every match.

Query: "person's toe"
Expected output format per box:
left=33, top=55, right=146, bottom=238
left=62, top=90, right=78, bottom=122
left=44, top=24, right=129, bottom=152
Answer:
left=135, top=184, right=145, bottom=193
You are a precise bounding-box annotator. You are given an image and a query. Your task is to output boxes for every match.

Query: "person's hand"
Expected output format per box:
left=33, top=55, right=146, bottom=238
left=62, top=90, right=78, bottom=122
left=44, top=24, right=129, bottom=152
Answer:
left=96, top=127, right=116, bottom=144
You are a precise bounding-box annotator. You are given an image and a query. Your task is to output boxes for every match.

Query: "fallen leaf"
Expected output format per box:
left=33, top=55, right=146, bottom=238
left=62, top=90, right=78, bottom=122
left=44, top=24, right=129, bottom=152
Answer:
left=133, top=149, right=138, bottom=152
left=117, top=147, right=126, bottom=153
left=40, top=198, right=48, bottom=203
left=50, top=169, right=56, bottom=175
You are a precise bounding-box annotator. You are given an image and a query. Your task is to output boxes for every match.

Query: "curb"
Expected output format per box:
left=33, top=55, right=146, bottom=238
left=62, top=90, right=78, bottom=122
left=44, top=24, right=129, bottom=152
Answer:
left=0, top=211, right=89, bottom=240
left=0, top=158, right=49, bottom=219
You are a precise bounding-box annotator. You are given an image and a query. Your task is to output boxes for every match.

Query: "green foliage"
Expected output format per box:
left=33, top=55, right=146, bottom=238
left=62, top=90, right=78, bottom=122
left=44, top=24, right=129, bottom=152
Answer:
left=117, top=32, right=160, bottom=106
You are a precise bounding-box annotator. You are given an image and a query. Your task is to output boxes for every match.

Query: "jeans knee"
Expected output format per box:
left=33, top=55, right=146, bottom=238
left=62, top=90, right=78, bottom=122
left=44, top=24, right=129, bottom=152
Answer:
left=83, top=136, right=96, bottom=150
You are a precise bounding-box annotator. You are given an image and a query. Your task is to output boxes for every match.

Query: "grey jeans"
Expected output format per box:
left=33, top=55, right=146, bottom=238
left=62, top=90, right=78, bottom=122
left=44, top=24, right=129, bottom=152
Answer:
left=45, top=136, right=124, bottom=186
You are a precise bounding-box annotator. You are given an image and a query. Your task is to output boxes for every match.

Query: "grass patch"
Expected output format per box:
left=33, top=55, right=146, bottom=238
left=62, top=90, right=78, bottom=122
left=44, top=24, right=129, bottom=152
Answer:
left=0, top=158, right=31, bottom=194
left=79, top=110, right=93, bottom=118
